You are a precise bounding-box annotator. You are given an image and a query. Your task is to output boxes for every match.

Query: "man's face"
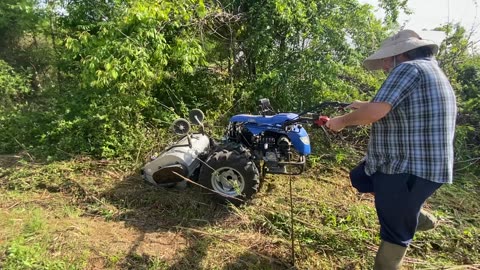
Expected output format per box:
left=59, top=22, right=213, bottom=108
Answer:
left=382, top=57, right=395, bottom=73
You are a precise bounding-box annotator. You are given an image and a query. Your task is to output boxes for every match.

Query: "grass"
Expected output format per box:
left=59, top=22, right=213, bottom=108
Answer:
left=0, top=154, right=479, bottom=269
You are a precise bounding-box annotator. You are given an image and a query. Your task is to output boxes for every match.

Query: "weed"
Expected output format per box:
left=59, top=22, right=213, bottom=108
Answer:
left=0, top=207, right=83, bottom=270
left=60, top=205, right=82, bottom=218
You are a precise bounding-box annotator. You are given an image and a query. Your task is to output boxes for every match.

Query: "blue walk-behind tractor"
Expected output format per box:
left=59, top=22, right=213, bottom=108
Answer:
left=142, top=98, right=348, bottom=205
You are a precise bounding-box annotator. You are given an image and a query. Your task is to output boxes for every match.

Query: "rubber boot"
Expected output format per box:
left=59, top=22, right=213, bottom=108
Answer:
left=417, top=209, right=438, bottom=231
left=374, top=241, right=408, bottom=270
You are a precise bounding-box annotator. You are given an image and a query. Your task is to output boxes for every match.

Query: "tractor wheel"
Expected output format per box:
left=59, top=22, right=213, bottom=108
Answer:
left=199, top=148, right=260, bottom=205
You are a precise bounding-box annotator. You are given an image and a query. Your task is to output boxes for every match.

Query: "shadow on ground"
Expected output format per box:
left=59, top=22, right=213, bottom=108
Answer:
left=101, top=173, right=289, bottom=270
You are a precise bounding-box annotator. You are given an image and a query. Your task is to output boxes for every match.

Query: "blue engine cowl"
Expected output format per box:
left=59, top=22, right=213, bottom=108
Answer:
left=228, top=113, right=311, bottom=155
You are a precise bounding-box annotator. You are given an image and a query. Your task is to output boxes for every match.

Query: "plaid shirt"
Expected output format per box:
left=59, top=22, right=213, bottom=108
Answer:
left=365, top=58, right=457, bottom=184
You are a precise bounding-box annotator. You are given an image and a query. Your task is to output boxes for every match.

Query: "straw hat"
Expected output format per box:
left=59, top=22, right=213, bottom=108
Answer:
left=363, top=29, right=439, bottom=70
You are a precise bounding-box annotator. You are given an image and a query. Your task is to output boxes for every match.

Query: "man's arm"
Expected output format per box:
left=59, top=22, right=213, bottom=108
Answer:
left=326, top=102, right=391, bottom=131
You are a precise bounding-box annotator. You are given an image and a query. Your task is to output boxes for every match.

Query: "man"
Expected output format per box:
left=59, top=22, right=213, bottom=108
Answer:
left=326, top=29, right=457, bottom=269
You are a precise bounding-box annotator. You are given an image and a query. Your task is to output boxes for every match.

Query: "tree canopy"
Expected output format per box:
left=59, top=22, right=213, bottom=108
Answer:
left=0, top=0, right=478, bottom=163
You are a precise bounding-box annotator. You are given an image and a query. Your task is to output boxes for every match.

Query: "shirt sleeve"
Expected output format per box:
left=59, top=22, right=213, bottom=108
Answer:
left=372, top=63, right=420, bottom=109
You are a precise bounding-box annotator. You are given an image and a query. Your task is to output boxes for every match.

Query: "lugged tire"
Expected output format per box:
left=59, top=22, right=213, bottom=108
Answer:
left=199, top=147, right=260, bottom=205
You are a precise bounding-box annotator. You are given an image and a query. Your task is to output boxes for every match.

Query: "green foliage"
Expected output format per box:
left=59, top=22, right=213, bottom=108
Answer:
left=457, top=56, right=480, bottom=122
left=0, top=0, right=49, bottom=76
left=454, top=56, right=480, bottom=171
left=436, top=23, right=471, bottom=78
left=0, top=60, right=35, bottom=154
left=0, top=0, right=390, bottom=159
left=0, top=60, right=31, bottom=109
left=377, top=0, right=411, bottom=26
left=435, top=24, right=480, bottom=173
left=3, top=238, right=71, bottom=270
left=0, top=0, right=211, bottom=159
left=0, top=0, right=42, bottom=50
left=0, top=207, right=82, bottom=270
left=43, top=0, right=210, bottom=158
left=2, top=0, right=477, bottom=168
left=217, top=0, right=387, bottom=112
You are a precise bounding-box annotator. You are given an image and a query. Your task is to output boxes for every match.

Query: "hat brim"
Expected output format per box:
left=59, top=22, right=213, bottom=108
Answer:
left=363, top=42, right=439, bottom=71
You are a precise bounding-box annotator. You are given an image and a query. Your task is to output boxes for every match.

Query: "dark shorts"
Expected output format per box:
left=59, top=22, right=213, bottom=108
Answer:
left=350, top=162, right=442, bottom=246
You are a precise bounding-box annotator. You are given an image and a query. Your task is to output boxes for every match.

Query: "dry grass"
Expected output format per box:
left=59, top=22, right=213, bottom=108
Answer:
left=0, top=155, right=479, bottom=269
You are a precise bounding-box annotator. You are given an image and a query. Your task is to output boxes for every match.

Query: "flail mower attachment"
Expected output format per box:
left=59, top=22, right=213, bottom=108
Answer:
left=141, top=109, right=210, bottom=189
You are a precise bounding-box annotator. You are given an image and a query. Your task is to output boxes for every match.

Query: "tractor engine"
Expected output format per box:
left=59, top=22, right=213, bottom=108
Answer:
left=259, top=134, right=292, bottom=174
left=226, top=123, right=293, bottom=173
left=259, top=135, right=290, bottom=161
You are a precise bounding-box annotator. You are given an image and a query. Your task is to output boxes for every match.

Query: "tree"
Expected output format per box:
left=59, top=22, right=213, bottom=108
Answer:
left=208, top=0, right=388, bottom=113
left=0, top=0, right=406, bottom=159
left=435, top=23, right=480, bottom=169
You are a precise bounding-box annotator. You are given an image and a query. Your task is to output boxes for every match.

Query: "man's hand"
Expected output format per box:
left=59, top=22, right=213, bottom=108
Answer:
left=325, top=116, right=346, bottom=132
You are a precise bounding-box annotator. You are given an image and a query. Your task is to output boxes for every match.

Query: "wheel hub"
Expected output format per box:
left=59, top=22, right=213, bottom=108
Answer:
left=212, top=167, right=245, bottom=196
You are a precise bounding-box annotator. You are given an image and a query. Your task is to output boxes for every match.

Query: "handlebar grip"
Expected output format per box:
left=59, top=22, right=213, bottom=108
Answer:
left=314, top=116, right=330, bottom=126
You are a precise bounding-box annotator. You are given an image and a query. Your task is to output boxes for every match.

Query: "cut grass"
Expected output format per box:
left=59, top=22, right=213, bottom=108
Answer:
left=0, top=156, right=479, bottom=269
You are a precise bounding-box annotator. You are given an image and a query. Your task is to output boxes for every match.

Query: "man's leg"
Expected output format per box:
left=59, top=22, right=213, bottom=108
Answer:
left=417, top=209, right=438, bottom=231
left=372, top=173, right=442, bottom=269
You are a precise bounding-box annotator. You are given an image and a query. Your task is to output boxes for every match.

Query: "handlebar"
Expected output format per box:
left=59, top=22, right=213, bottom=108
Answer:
left=282, top=101, right=349, bottom=128
left=297, top=101, right=350, bottom=117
